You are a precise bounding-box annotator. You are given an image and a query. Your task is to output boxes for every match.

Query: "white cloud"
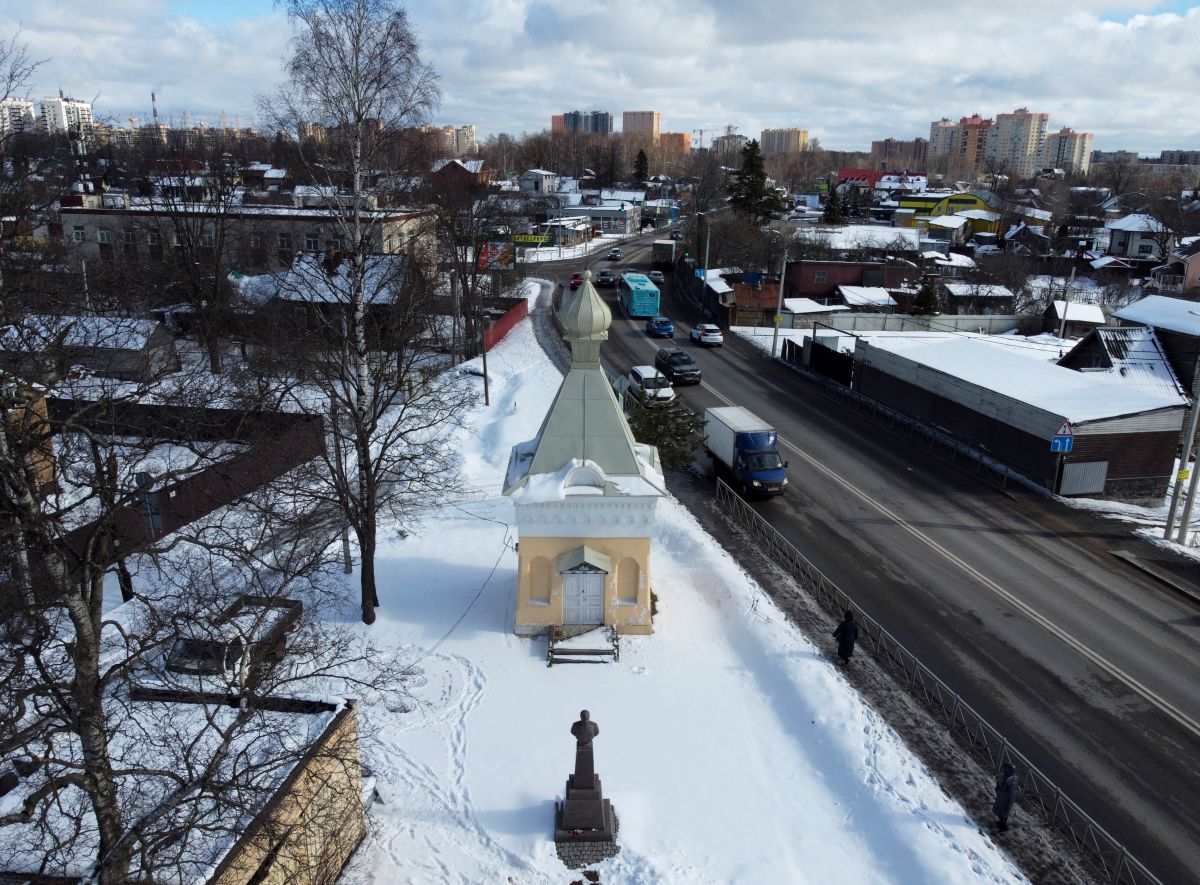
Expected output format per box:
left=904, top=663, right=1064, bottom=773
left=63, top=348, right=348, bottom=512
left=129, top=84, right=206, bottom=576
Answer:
left=4, top=0, right=1199, bottom=152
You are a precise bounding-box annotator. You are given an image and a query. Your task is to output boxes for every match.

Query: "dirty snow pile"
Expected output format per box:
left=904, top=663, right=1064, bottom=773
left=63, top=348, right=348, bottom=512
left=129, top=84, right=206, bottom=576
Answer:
left=341, top=281, right=1024, bottom=884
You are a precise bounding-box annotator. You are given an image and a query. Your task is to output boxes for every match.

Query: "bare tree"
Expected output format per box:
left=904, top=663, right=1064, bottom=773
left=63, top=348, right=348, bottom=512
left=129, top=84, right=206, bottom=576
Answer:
left=259, top=1, right=468, bottom=624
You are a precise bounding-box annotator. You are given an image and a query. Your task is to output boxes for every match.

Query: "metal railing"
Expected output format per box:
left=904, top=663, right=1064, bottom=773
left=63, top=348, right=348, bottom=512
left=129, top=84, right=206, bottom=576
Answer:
left=714, top=479, right=1163, bottom=885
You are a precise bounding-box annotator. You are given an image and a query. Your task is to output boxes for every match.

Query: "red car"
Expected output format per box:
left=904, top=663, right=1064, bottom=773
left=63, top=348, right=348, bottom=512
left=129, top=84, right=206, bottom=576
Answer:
left=569, top=272, right=584, bottom=290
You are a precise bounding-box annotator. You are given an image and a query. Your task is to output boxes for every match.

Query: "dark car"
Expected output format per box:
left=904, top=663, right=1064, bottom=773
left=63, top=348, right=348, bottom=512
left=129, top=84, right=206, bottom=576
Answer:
left=645, top=316, right=674, bottom=338
left=654, top=346, right=701, bottom=384
left=569, top=272, right=584, bottom=290
left=670, top=230, right=682, bottom=240
left=596, top=269, right=616, bottom=287
left=607, top=247, right=623, bottom=260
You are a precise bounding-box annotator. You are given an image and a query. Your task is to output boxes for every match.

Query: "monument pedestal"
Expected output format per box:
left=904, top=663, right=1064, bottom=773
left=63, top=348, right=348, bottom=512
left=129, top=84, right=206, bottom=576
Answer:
left=554, top=774, right=619, bottom=867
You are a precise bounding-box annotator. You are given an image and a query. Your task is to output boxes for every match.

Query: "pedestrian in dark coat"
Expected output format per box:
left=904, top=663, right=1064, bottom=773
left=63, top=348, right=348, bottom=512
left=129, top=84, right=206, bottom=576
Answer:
left=832, top=610, right=859, bottom=664
left=993, top=761, right=1018, bottom=830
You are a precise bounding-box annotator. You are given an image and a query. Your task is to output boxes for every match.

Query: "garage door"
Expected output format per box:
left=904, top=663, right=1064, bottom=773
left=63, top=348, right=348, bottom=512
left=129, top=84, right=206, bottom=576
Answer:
left=1060, top=461, right=1108, bottom=496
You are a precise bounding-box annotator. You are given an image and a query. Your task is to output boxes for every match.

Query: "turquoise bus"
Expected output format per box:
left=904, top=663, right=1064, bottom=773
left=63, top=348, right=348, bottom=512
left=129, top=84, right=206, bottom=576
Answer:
left=619, top=272, right=661, bottom=318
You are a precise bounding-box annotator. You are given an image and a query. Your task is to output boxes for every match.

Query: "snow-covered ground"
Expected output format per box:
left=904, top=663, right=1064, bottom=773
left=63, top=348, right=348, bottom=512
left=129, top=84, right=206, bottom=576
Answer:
left=340, top=286, right=1025, bottom=883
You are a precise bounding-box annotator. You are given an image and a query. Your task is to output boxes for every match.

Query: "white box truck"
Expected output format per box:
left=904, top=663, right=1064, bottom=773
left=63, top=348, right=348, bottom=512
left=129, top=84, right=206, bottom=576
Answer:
left=704, top=406, right=789, bottom=497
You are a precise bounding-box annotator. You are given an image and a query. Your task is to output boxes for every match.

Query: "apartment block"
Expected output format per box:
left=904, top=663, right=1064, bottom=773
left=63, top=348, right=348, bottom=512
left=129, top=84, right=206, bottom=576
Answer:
left=987, top=107, right=1050, bottom=178
left=40, top=95, right=94, bottom=141
left=659, top=131, right=692, bottom=155
left=623, top=111, right=660, bottom=139
left=928, top=118, right=957, bottom=156
left=1040, top=127, right=1094, bottom=174
left=1159, top=150, right=1200, bottom=165
left=0, top=98, right=36, bottom=137
left=870, top=137, right=928, bottom=172
left=760, top=128, right=809, bottom=154
left=551, top=114, right=566, bottom=134
left=928, top=114, right=994, bottom=171
left=561, top=110, right=613, bottom=136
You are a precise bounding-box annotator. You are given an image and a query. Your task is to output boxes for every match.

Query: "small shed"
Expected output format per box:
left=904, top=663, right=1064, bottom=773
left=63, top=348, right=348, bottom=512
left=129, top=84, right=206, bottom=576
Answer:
left=1043, top=300, right=1107, bottom=337
left=941, top=282, right=1016, bottom=315
left=0, top=315, right=179, bottom=382
left=837, top=286, right=896, bottom=312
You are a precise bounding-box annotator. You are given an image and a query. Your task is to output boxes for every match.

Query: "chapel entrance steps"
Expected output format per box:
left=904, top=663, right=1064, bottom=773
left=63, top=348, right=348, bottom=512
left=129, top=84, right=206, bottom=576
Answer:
left=547, top=626, right=620, bottom=667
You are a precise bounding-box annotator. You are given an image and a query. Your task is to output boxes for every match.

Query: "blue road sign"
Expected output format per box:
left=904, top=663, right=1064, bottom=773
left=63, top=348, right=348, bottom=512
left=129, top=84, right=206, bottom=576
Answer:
left=1051, top=435, right=1074, bottom=453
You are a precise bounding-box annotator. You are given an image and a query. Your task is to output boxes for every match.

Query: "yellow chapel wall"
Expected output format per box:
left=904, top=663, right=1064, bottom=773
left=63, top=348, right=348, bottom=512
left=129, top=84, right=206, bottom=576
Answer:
left=515, top=535, right=653, bottom=635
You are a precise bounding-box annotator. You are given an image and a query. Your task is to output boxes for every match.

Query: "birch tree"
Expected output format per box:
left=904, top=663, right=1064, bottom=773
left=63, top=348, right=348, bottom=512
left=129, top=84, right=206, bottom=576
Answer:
left=260, top=1, right=465, bottom=624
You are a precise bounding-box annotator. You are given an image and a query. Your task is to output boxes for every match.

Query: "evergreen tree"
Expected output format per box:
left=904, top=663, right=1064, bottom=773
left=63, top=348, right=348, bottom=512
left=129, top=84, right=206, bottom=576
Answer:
left=911, top=276, right=942, bottom=315
left=730, top=139, right=787, bottom=223
left=635, top=148, right=649, bottom=183
left=624, top=398, right=706, bottom=471
left=823, top=187, right=844, bottom=224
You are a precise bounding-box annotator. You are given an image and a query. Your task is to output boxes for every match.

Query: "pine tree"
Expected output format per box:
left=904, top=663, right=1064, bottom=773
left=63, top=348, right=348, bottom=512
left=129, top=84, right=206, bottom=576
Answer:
left=730, top=139, right=787, bottom=223
left=624, top=398, right=706, bottom=471
left=635, top=148, right=649, bottom=183
left=823, top=187, right=844, bottom=224
left=911, top=276, right=942, bottom=315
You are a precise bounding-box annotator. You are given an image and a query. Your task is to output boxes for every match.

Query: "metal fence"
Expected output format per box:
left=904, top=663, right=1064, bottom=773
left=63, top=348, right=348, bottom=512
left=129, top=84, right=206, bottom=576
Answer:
left=714, top=479, right=1163, bottom=885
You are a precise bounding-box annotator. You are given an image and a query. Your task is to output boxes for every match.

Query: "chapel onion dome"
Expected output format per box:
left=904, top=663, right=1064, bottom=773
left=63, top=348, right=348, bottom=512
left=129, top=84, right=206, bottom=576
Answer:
left=561, top=270, right=611, bottom=341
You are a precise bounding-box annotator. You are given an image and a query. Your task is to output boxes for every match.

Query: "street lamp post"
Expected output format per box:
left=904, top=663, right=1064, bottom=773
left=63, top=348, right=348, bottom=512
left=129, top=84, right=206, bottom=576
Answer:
left=770, top=237, right=788, bottom=358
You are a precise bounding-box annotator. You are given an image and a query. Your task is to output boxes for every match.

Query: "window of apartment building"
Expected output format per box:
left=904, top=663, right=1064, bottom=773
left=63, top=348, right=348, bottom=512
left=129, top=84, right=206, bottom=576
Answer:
left=200, top=231, right=215, bottom=248
left=147, top=231, right=161, bottom=245
left=278, top=232, right=293, bottom=250
left=172, top=232, right=183, bottom=248
left=1139, top=244, right=1154, bottom=255
left=305, top=232, right=320, bottom=251
left=97, top=230, right=111, bottom=244
left=813, top=271, right=828, bottom=283
left=72, top=225, right=85, bottom=242
left=326, top=237, right=345, bottom=253
left=122, top=229, right=136, bottom=244
left=249, top=233, right=264, bottom=249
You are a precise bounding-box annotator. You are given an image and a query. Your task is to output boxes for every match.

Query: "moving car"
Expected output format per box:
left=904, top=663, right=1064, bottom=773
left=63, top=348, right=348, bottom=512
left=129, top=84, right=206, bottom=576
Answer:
left=569, top=272, right=584, bottom=290
left=648, top=270, right=665, bottom=284
left=596, top=269, right=616, bottom=287
left=607, top=247, right=623, bottom=260
left=644, top=316, right=674, bottom=338
left=691, top=323, right=724, bottom=346
left=654, top=346, right=701, bottom=385
left=615, top=365, right=676, bottom=405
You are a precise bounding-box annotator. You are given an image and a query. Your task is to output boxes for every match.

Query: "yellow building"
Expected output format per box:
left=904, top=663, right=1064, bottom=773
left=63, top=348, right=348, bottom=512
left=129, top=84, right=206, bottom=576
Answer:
left=503, top=272, right=666, bottom=636
left=894, top=191, right=997, bottom=228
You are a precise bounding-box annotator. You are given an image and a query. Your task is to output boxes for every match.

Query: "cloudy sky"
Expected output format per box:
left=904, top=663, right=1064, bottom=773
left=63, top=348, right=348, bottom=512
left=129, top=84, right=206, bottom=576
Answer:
left=5, top=0, right=1199, bottom=154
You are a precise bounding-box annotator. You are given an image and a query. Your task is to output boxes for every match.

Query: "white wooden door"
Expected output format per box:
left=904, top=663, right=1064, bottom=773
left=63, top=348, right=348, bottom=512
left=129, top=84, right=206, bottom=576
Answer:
left=562, top=571, right=605, bottom=625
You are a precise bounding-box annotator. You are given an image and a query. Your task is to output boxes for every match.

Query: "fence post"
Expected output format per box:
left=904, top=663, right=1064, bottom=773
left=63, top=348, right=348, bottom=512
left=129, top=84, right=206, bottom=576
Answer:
left=1112, top=847, right=1126, bottom=885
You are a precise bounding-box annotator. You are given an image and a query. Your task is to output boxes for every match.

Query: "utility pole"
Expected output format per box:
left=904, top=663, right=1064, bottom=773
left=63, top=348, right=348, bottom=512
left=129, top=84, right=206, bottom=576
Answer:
left=771, top=238, right=788, bottom=358
left=1056, top=267, right=1076, bottom=340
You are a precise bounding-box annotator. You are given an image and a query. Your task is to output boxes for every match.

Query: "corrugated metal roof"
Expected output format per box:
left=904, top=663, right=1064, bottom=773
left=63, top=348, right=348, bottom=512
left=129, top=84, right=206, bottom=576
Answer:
left=1063, top=327, right=1188, bottom=400
left=838, top=286, right=895, bottom=306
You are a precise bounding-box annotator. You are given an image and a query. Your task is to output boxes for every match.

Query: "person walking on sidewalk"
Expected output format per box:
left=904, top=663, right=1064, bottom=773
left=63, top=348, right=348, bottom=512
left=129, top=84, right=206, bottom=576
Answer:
left=993, top=761, right=1018, bottom=831
left=833, top=610, right=860, bottom=664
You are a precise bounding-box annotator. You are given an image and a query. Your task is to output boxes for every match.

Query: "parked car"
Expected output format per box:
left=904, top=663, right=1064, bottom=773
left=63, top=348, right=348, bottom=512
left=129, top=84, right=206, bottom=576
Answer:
left=607, top=247, right=623, bottom=260
left=615, top=365, right=676, bottom=405
left=670, top=230, right=682, bottom=240
left=644, top=316, right=673, bottom=338
left=691, top=323, right=724, bottom=346
left=596, top=269, right=616, bottom=287
left=648, top=270, right=665, bottom=284
left=569, top=272, right=584, bottom=290
left=654, top=346, right=701, bottom=385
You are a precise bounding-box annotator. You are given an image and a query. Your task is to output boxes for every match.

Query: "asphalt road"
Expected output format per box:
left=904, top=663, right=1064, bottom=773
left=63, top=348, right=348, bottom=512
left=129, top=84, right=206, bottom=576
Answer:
left=534, top=234, right=1200, bottom=885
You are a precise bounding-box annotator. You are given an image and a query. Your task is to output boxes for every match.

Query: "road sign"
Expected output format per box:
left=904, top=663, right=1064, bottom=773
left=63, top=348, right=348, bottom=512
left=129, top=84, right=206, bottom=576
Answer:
left=1055, top=421, right=1074, bottom=437
left=695, top=269, right=705, bottom=280
left=1051, top=435, right=1074, bottom=453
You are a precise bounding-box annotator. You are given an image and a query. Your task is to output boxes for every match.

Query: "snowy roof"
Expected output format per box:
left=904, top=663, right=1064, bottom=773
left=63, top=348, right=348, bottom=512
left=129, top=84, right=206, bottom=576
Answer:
left=1107, top=213, right=1169, bottom=233
left=926, top=215, right=968, bottom=230
left=1114, top=295, right=1200, bottom=335
left=1, top=314, right=163, bottom=352
left=235, top=253, right=410, bottom=305
left=432, top=158, right=486, bottom=174
left=703, top=268, right=734, bottom=295
left=921, top=251, right=976, bottom=268
left=943, top=282, right=1015, bottom=300
left=1060, top=327, right=1186, bottom=400
left=783, top=298, right=850, bottom=314
left=1024, top=275, right=1106, bottom=303
left=1022, top=207, right=1052, bottom=222
left=955, top=209, right=1002, bottom=222
left=1048, top=300, right=1106, bottom=324
left=798, top=226, right=920, bottom=252
left=862, top=335, right=1186, bottom=425
left=838, top=286, right=896, bottom=307
left=1091, top=256, right=1135, bottom=270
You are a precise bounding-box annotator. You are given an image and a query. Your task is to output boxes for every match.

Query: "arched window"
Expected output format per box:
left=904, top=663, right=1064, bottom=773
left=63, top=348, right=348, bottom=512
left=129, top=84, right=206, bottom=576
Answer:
left=616, top=558, right=640, bottom=604
left=564, top=462, right=605, bottom=494
left=529, top=557, right=552, bottom=604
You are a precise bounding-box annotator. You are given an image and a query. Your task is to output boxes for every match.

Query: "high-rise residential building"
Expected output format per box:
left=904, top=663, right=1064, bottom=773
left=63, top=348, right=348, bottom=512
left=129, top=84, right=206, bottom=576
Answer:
left=623, top=111, right=660, bottom=139
left=0, top=98, right=36, bottom=138
left=551, top=114, right=566, bottom=133
left=1040, top=127, right=1094, bottom=174
left=987, top=107, right=1050, bottom=178
left=870, top=137, right=928, bottom=171
left=711, top=132, right=748, bottom=157
left=40, top=95, right=94, bottom=142
left=759, top=128, right=808, bottom=154
left=562, top=110, right=613, bottom=136
left=659, top=132, right=692, bottom=155
left=1159, top=150, right=1200, bottom=165
left=928, top=118, right=957, bottom=156
left=454, top=124, right=476, bottom=156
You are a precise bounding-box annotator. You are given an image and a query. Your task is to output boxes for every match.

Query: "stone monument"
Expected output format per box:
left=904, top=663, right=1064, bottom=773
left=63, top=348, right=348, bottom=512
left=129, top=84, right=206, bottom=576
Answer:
left=554, top=709, right=619, bottom=867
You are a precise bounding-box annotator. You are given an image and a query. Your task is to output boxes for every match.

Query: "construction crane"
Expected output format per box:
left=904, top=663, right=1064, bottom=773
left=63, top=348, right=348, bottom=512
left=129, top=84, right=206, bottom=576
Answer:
left=692, top=128, right=706, bottom=150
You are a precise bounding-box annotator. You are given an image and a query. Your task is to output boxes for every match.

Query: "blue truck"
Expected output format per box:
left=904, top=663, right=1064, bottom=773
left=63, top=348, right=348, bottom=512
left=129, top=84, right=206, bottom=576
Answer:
left=704, top=406, right=789, bottom=497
